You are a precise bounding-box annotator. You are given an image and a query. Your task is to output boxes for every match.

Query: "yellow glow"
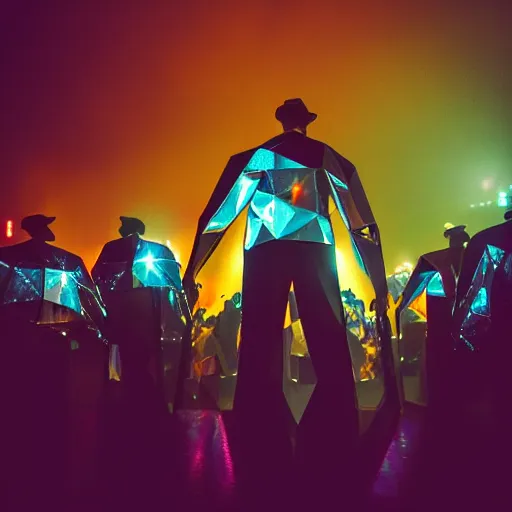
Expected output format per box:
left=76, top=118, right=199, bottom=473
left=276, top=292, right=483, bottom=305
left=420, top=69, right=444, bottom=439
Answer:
left=394, top=261, right=413, bottom=275
left=141, top=253, right=155, bottom=270
left=165, top=240, right=180, bottom=263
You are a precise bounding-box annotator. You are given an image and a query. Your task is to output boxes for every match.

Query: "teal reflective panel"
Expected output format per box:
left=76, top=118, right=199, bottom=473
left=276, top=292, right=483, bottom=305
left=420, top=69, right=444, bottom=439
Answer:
left=403, top=271, right=435, bottom=308
left=458, top=245, right=499, bottom=350
left=426, top=272, right=446, bottom=297
left=132, top=240, right=182, bottom=289
left=44, top=268, right=82, bottom=314
left=325, top=171, right=350, bottom=229
left=204, top=174, right=260, bottom=233
left=317, top=216, right=335, bottom=244
left=243, top=148, right=307, bottom=171
left=245, top=191, right=334, bottom=249
left=243, top=148, right=276, bottom=171
left=327, top=172, right=349, bottom=190
left=470, top=287, right=489, bottom=316
left=487, top=244, right=505, bottom=268
left=4, top=267, right=43, bottom=303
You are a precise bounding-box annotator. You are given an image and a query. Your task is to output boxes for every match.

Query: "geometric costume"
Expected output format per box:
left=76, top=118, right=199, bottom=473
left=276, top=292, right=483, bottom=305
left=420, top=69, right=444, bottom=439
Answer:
left=397, top=245, right=465, bottom=405
left=179, top=123, right=399, bottom=448
left=0, top=234, right=106, bottom=329
left=451, top=210, right=512, bottom=444
left=0, top=215, right=107, bottom=506
left=92, top=225, right=188, bottom=410
left=452, top=218, right=512, bottom=353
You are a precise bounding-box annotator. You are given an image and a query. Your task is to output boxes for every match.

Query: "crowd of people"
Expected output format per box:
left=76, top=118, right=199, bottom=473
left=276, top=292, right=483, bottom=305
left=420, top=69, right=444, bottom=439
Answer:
left=0, top=98, right=510, bottom=509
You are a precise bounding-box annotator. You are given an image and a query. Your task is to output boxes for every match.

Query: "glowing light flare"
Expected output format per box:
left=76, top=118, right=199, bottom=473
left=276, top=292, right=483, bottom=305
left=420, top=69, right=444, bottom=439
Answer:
left=481, top=178, right=494, bottom=191
left=497, top=190, right=511, bottom=208
left=291, top=183, right=302, bottom=204
left=6, top=220, right=13, bottom=238
left=394, top=261, right=413, bottom=275
left=140, top=253, right=155, bottom=271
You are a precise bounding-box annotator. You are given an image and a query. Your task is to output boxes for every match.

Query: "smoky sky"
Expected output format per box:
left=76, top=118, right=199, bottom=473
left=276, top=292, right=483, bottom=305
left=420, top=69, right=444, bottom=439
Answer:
left=1, top=0, right=511, bottom=271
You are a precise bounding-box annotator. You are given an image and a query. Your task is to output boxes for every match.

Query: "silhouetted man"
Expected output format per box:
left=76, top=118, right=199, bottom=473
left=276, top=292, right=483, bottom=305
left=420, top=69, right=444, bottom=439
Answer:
left=397, top=223, right=470, bottom=406
left=0, top=214, right=105, bottom=509
left=444, top=223, right=470, bottom=250
left=93, top=216, right=179, bottom=295
left=92, top=216, right=187, bottom=413
left=0, top=214, right=104, bottom=326
left=181, top=98, right=395, bottom=470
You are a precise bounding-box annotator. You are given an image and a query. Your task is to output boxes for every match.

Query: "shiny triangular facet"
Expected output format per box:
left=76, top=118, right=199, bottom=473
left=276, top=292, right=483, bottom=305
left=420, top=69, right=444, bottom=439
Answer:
left=283, top=286, right=317, bottom=424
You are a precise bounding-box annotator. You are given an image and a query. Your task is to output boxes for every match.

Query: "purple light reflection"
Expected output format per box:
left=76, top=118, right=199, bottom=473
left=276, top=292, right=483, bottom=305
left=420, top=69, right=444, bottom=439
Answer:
left=372, top=416, right=419, bottom=498
left=182, top=410, right=235, bottom=494
left=212, top=413, right=235, bottom=491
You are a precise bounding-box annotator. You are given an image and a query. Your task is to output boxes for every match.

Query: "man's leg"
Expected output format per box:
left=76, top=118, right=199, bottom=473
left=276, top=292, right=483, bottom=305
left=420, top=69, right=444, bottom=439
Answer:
left=231, top=242, right=297, bottom=509
left=233, top=241, right=292, bottom=419
left=292, top=242, right=359, bottom=490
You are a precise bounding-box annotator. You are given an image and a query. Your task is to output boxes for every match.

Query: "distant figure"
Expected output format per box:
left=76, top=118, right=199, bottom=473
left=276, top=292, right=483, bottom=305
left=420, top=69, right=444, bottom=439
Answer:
left=453, top=206, right=512, bottom=352
left=92, top=216, right=188, bottom=411
left=0, top=215, right=106, bottom=508
left=0, top=214, right=104, bottom=326
left=181, top=98, right=395, bottom=465
left=92, top=216, right=183, bottom=298
left=444, top=223, right=470, bottom=249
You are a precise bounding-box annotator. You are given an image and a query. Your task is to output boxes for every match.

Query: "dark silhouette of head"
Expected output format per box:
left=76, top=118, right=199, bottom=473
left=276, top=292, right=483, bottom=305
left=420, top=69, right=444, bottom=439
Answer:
left=21, top=214, right=56, bottom=242
left=275, top=98, right=317, bottom=134
left=505, top=207, right=512, bottom=222
left=119, top=216, right=145, bottom=238
left=444, top=224, right=470, bottom=248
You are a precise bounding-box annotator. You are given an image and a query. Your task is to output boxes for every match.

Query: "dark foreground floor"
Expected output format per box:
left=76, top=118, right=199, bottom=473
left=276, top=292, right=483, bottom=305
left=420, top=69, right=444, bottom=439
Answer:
left=4, top=390, right=511, bottom=511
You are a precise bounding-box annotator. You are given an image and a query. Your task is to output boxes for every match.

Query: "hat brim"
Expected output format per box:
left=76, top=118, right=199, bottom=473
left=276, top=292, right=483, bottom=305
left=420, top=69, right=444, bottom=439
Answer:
left=275, top=106, right=318, bottom=126
left=444, top=225, right=466, bottom=237
left=46, top=216, right=56, bottom=225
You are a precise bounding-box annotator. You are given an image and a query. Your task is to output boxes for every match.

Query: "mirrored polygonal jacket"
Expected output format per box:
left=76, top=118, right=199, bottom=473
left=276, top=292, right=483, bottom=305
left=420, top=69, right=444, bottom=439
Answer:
left=0, top=239, right=106, bottom=327
left=452, top=220, right=512, bottom=351
left=186, top=130, right=388, bottom=301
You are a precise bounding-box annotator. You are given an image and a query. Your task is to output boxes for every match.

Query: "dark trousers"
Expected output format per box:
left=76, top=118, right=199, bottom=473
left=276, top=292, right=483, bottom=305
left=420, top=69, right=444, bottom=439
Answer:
left=233, top=240, right=359, bottom=447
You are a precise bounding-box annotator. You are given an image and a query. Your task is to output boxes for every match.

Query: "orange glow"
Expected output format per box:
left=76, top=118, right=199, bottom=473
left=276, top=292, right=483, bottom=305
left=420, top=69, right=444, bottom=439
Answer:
left=6, top=220, right=13, bottom=238
left=409, top=291, right=428, bottom=320
left=2, top=4, right=510, bottom=275
left=360, top=341, right=378, bottom=381
left=291, top=183, right=302, bottom=204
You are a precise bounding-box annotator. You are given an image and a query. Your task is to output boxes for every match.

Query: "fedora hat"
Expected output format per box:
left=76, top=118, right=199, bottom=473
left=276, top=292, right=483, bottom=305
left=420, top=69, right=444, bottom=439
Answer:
left=275, top=98, right=317, bottom=127
left=21, top=214, right=56, bottom=234
left=120, top=216, right=145, bottom=236
left=444, top=224, right=467, bottom=238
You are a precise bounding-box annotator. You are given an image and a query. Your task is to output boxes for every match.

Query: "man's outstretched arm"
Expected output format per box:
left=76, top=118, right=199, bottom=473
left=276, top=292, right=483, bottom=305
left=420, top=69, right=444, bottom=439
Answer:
left=326, top=149, right=388, bottom=301
left=184, top=150, right=261, bottom=286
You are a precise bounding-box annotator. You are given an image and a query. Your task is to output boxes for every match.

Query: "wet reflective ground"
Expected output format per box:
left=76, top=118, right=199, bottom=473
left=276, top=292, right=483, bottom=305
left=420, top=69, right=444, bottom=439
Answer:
left=74, top=392, right=503, bottom=512
left=5, top=385, right=510, bottom=511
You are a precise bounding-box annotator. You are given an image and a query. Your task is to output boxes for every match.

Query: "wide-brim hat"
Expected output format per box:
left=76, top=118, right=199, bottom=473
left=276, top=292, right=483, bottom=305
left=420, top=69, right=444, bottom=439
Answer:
left=275, top=98, right=317, bottom=127
left=444, top=224, right=467, bottom=238
left=21, top=214, right=56, bottom=233
left=120, top=216, right=145, bottom=235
